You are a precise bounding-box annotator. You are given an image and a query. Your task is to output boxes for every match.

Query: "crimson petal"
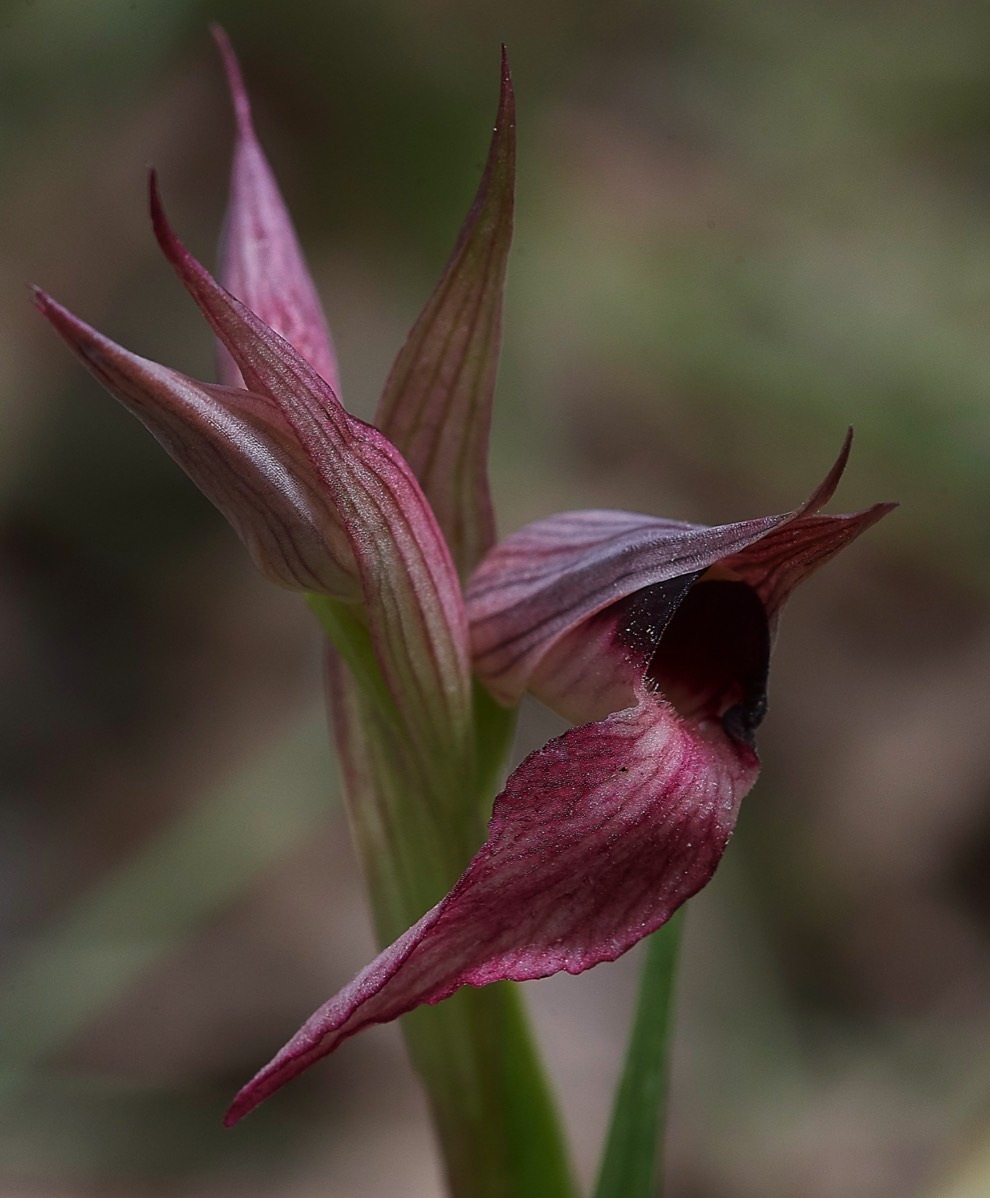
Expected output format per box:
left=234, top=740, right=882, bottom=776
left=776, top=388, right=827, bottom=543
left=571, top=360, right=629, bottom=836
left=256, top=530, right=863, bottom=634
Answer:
left=225, top=687, right=758, bottom=1125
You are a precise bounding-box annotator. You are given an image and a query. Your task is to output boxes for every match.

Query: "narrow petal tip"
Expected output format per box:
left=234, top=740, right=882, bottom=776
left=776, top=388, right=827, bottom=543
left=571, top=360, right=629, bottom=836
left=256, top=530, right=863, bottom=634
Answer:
left=148, top=170, right=180, bottom=264
left=375, top=48, right=516, bottom=577
left=32, top=287, right=84, bottom=354
left=223, top=1099, right=247, bottom=1128
left=211, top=24, right=253, bottom=135
left=222, top=1052, right=298, bottom=1125
left=149, top=169, right=204, bottom=280
left=31, top=284, right=71, bottom=321
left=225, top=1058, right=295, bottom=1126
left=148, top=171, right=218, bottom=301
left=32, top=288, right=97, bottom=358
left=800, top=428, right=853, bottom=516
left=499, top=45, right=514, bottom=123
left=210, top=34, right=342, bottom=393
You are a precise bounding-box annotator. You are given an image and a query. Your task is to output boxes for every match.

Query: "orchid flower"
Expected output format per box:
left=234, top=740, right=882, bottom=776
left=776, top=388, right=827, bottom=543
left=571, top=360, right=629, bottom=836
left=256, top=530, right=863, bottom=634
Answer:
left=34, top=29, right=893, bottom=1193
left=228, top=434, right=892, bottom=1121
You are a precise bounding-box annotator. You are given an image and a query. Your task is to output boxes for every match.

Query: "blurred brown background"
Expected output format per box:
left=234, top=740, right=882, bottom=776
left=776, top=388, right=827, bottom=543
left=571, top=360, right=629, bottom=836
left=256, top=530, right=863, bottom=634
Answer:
left=2, top=1, right=989, bottom=1195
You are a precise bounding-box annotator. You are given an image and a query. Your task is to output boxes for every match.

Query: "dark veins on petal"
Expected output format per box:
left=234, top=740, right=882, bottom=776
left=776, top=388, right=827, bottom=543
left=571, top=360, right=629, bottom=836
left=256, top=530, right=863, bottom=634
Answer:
left=615, top=577, right=771, bottom=748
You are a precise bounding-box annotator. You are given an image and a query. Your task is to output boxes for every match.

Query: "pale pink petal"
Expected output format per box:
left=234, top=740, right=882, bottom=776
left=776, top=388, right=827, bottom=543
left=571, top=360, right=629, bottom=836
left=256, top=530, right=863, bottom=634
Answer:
left=33, top=289, right=357, bottom=596
left=225, top=689, right=758, bottom=1125
left=213, top=28, right=339, bottom=394
left=149, top=183, right=473, bottom=763
left=376, top=48, right=515, bottom=578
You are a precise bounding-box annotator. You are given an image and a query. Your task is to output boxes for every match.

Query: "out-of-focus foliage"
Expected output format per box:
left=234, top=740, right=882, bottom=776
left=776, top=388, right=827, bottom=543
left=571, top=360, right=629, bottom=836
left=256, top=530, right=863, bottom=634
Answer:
left=2, top=1, right=989, bottom=1195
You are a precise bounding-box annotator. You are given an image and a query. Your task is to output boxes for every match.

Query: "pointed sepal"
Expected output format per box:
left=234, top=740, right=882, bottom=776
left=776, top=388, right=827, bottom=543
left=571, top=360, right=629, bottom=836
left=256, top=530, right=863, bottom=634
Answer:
left=33, top=288, right=359, bottom=596
left=376, top=48, right=516, bottom=579
left=467, top=436, right=895, bottom=706
left=213, top=26, right=340, bottom=393
left=150, top=180, right=474, bottom=770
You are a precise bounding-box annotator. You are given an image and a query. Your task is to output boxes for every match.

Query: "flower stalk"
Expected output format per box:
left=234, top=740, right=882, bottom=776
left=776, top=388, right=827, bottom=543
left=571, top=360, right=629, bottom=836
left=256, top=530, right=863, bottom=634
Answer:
left=310, top=594, right=575, bottom=1198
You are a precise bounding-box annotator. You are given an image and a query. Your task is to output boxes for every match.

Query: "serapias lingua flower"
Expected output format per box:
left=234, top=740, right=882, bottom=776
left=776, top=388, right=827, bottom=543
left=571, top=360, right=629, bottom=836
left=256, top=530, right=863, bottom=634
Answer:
left=226, top=436, right=892, bottom=1122
left=33, top=31, right=894, bottom=1129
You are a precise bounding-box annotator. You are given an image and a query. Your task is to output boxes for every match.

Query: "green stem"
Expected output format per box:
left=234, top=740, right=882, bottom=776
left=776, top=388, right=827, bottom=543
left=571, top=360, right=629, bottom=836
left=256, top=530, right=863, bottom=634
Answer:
left=308, top=595, right=577, bottom=1198
left=593, top=910, right=685, bottom=1198
left=406, top=984, right=576, bottom=1198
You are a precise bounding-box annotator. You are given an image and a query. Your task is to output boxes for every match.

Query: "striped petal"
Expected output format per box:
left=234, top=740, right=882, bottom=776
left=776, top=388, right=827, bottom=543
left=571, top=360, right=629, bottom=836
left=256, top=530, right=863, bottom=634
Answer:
left=717, top=505, right=896, bottom=618
left=467, top=434, right=894, bottom=704
left=213, top=27, right=340, bottom=394
left=33, top=289, right=357, bottom=596
left=224, top=442, right=894, bottom=1123
left=226, top=684, right=758, bottom=1125
left=149, top=182, right=473, bottom=764
left=376, top=49, right=515, bottom=579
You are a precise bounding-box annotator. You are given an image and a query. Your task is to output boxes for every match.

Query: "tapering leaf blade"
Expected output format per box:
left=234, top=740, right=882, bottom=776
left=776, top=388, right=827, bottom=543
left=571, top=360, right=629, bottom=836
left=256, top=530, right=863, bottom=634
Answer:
left=593, top=912, right=685, bottom=1198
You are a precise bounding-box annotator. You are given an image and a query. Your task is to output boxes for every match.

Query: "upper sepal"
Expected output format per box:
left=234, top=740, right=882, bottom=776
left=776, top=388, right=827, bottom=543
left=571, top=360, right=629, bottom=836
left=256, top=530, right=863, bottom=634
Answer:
left=375, top=47, right=516, bottom=580
left=150, top=181, right=475, bottom=766
left=213, top=26, right=340, bottom=394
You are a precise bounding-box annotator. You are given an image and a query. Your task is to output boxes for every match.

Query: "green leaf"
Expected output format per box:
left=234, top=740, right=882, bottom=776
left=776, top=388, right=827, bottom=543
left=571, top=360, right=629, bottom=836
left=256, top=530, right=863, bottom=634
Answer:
left=593, top=910, right=685, bottom=1198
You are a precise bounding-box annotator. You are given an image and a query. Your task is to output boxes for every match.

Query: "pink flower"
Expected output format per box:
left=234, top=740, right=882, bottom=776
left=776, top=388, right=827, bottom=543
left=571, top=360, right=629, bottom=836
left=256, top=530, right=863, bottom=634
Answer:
left=228, top=434, right=890, bottom=1122
left=34, top=31, right=893, bottom=1128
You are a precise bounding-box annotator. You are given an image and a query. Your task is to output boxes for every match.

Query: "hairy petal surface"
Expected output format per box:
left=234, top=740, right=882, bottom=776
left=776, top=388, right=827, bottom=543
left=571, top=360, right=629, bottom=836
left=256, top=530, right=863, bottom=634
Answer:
left=376, top=48, right=515, bottom=579
left=213, top=27, right=340, bottom=393
left=33, top=290, right=358, bottom=595
left=226, top=689, right=758, bottom=1124
left=149, top=184, right=474, bottom=765
left=527, top=574, right=701, bottom=726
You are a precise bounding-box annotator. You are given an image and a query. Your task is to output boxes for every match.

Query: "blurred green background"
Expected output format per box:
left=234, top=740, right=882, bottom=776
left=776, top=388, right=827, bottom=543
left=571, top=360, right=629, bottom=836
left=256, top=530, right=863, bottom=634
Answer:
left=3, top=1, right=990, bottom=1195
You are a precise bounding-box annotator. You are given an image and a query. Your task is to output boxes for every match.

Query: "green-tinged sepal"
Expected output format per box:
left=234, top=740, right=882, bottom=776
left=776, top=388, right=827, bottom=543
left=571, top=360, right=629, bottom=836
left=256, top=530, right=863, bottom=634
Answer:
left=377, top=48, right=516, bottom=580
